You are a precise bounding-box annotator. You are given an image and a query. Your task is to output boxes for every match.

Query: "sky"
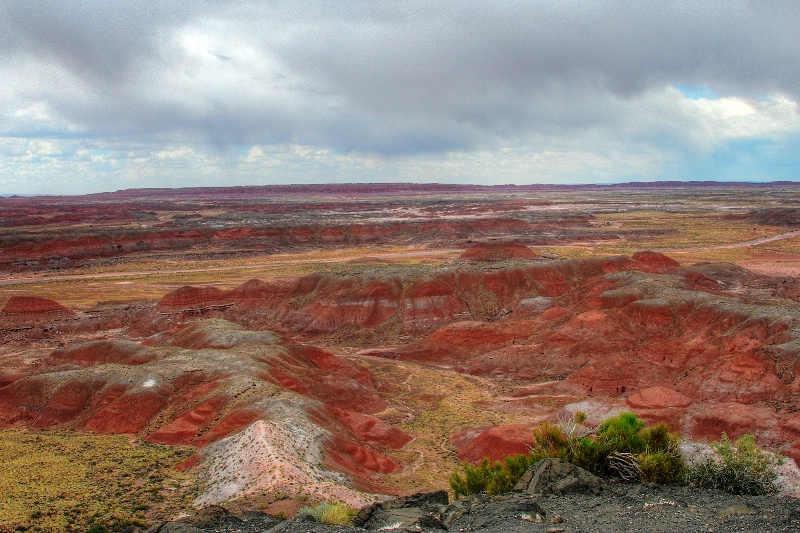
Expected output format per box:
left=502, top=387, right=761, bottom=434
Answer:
left=1, top=1, right=799, bottom=195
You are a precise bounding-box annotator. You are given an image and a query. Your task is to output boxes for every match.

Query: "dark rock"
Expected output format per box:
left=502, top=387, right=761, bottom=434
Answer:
left=356, top=490, right=450, bottom=530
left=514, top=458, right=607, bottom=496
left=488, top=493, right=544, bottom=516
left=144, top=523, right=203, bottom=533
left=786, top=509, right=800, bottom=528
left=364, top=508, right=449, bottom=531
left=354, top=490, right=448, bottom=527
left=186, top=505, right=236, bottom=527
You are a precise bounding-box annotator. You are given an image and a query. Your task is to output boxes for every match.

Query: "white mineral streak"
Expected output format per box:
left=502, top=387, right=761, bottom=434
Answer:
left=194, top=419, right=376, bottom=508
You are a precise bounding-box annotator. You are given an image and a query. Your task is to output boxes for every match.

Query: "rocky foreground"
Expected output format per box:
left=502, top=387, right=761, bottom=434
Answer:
left=149, top=459, right=800, bottom=533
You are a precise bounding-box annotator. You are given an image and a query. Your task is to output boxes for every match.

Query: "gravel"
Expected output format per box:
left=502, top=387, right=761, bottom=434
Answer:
left=149, top=481, right=800, bottom=533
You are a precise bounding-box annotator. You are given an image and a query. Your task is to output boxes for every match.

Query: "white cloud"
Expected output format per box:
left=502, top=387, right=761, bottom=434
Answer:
left=1, top=2, right=799, bottom=193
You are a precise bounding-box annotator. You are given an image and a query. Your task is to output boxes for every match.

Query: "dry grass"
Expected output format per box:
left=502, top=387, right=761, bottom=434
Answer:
left=0, top=245, right=456, bottom=309
left=591, top=211, right=784, bottom=252
left=0, top=429, right=196, bottom=532
left=299, top=501, right=357, bottom=525
left=348, top=355, right=531, bottom=495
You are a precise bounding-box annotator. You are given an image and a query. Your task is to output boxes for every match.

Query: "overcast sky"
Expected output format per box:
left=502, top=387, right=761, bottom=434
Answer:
left=1, top=1, right=799, bottom=194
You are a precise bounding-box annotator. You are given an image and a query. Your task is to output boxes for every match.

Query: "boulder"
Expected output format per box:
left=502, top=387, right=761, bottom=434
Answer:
left=514, top=458, right=607, bottom=496
left=355, top=491, right=449, bottom=530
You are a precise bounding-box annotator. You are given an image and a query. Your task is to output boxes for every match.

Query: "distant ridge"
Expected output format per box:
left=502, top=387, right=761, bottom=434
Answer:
left=10, top=180, right=794, bottom=202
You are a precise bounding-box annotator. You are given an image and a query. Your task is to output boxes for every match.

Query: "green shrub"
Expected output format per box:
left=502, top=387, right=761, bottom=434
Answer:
left=504, top=453, right=533, bottom=480
left=685, top=434, right=781, bottom=495
left=596, top=412, right=646, bottom=455
left=450, top=414, right=696, bottom=497
left=638, top=450, right=684, bottom=484
left=449, top=455, right=533, bottom=498
left=299, top=502, right=356, bottom=526
left=636, top=422, right=685, bottom=484
left=529, top=422, right=571, bottom=462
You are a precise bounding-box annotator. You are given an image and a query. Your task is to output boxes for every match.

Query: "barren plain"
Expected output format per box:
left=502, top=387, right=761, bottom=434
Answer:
left=2, top=182, right=800, bottom=530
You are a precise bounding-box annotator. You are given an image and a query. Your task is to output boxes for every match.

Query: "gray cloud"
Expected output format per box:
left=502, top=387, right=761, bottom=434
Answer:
left=0, top=1, right=211, bottom=80
left=1, top=0, right=799, bottom=157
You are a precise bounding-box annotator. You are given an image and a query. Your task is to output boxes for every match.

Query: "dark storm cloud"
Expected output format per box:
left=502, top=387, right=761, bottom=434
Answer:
left=275, top=2, right=799, bottom=118
left=0, top=0, right=211, bottom=80
left=2, top=0, right=799, bottom=153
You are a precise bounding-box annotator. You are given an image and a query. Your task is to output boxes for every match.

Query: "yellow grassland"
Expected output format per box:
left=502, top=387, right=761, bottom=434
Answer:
left=0, top=429, right=196, bottom=532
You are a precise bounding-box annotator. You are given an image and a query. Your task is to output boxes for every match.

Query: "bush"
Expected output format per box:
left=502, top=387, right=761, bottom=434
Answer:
left=451, top=413, right=686, bottom=497
left=530, top=422, right=570, bottom=462
left=528, top=413, right=684, bottom=482
left=597, top=412, right=646, bottom=455
left=685, top=433, right=781, bottom=495
left=449, top=454, right=534, bottom=498
left=639, top=450, right=684, bottom=484
left=299, top=502, right=356, bottom=526
left=448, top=414, right=792, bottom=498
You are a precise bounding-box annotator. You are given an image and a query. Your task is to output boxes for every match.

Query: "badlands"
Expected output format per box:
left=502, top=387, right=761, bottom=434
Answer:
left=2, top=182, right=800, bottom=529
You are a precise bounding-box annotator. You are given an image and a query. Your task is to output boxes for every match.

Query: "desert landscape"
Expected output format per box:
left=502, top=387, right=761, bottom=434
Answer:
left=2, top=182, right=800, bottom=530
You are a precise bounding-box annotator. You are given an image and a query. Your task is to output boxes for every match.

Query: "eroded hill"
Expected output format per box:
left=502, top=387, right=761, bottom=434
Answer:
left=1, top=183, right=800, bottom=526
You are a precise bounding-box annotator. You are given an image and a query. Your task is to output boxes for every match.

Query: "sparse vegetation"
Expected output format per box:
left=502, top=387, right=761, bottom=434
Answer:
left=449, top=454, right=534, bottom=498
left=525, top=413, right=685, bottom=483
left=452, top=415, right=783, bottom=499
left=0, top=429, right=196, bottom=532
left=685, top=433, right=781, bottom=495
left=298, top=501, right=357, bottom=525
left=451, top=413, right=690, bottom=497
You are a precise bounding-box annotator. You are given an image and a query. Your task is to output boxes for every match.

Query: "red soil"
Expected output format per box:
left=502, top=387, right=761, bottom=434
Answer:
left=197, top=408, right=263, bottom=445
left=1, top=296, right=72, bottom=315
left=631, top=250, right=681, bottom=273
left=31, top=380, right=97, bottom=429
left=459, top=241, right=539, bottom=261
left=3, top=244, right=800, bottom=495
left=324, top=407, right=412, bottom=449
left=147, top=395, right=230, bottom=445
left=84, top=389, right=169, bottom=433
left=0, top=213, right=601, bottom=272
left=323, top=435, right=400, bottom=477
left=626, top=387, right=694, bottom=409
left=46, top=340, right=156, bottom=367
left=452, top=424, right=535, bottom=463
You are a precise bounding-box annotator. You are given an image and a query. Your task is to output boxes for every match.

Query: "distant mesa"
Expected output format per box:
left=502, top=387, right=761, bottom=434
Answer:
left=459, top=241, right=539, bottom=262
left=1, top=296, right=73, bottom=316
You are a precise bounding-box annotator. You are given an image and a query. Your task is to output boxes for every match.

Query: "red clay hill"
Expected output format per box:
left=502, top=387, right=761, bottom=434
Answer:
left=139, top=251, right=800, bottom=461
left=0, top=318, right=409, bottom=500
left=2, top=248, right=800, bottom=501
left=459, top=241, right=539, bottom=261
left=1, top=296, right=73, bottom=316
